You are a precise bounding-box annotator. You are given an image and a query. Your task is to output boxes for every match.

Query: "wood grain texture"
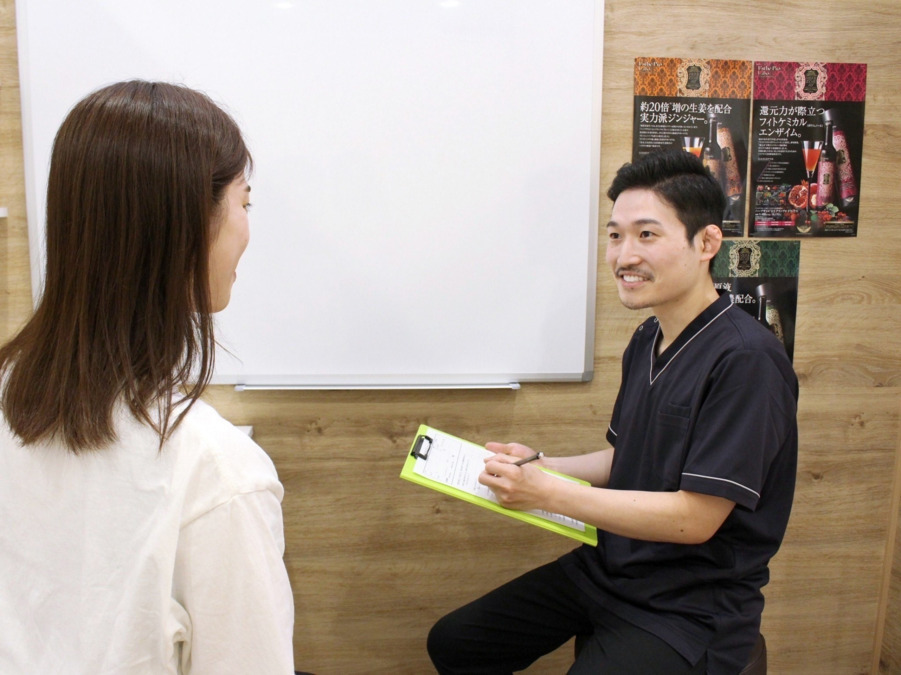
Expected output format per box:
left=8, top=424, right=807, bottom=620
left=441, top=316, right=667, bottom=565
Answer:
left=0, top=0, right=30, bottom=343
left=2, top=0, right=901, bottom=672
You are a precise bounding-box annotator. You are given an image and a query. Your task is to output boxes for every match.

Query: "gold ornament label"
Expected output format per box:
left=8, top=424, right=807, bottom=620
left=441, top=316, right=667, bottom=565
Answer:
left=678, top=59, right=711, bottom=97
left=728, top=240, right=762, bottom=277
left=794, top=62, right=827, bottom=100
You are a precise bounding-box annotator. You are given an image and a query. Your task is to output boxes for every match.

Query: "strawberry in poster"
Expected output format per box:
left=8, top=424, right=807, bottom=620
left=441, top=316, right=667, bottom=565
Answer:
left=750, top=61, right=867, bottom=237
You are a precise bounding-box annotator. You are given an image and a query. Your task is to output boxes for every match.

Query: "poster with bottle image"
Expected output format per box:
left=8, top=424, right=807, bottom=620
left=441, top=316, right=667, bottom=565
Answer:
left=749, top=61, right=867, bottom=237
left=633, top=57, right=752, bottom=237
left=712, top=240, right=799, bottom=362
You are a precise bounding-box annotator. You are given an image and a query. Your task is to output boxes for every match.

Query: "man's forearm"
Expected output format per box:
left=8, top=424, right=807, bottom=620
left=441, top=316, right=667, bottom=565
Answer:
left=543, top=480, right=735, bottom=545
left=542, top=448, right=614, bottom=487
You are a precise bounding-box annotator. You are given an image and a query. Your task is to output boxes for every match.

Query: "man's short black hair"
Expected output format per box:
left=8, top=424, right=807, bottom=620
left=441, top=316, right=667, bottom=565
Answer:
left=607, top=149, right=726, bottom=242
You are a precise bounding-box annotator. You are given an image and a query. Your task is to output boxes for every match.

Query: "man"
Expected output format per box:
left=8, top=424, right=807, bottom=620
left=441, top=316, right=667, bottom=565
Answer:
left=427, top=149, right=798, bottom=674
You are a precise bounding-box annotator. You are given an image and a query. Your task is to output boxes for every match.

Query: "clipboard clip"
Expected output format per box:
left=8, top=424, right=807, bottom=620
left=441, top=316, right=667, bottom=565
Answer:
left=411, top=434, right=432, bottom=460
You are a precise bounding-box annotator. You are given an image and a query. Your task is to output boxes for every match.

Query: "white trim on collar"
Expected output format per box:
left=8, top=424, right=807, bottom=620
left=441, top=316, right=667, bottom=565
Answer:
left=649, top=303, right=734, bottom=386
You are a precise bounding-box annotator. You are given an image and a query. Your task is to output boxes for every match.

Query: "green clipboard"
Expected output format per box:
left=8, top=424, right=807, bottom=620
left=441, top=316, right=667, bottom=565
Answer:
left=400, top=424, right=598, bottom=545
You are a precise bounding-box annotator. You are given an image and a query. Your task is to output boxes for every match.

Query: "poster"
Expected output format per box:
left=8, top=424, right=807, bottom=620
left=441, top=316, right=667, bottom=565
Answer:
left=749, top=61, right=867, bottom=237
left=712, top=240, right=800, bottom=361
left=633, top=58, right=752, bottom=237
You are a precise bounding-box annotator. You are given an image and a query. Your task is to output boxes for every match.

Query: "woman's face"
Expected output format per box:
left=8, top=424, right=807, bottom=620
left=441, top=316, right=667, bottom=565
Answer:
left=208, top=177, right=251, bottom=312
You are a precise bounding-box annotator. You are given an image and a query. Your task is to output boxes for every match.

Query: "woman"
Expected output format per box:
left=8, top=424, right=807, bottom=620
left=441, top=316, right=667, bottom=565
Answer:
left=0, top=81, right=295, bottom=673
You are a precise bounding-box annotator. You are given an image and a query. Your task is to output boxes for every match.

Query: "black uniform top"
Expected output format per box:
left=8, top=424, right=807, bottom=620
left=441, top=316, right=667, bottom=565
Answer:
left=559, top=291, right=798, bottom=673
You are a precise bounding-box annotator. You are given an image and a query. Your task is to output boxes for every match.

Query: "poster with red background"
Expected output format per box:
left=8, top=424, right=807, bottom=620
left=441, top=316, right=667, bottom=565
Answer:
left=750, top=61, right=867, bottom=237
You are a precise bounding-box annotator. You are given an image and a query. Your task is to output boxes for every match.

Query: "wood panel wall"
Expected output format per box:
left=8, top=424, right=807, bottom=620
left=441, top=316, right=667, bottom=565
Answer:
left=2, top=1, right=900, bottom=673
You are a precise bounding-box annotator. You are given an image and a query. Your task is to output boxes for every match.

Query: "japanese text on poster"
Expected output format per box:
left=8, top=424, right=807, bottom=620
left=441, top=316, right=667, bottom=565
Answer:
left=633, top=58, right=752, bottom=237
left=712, top=240, right=800, bottom=361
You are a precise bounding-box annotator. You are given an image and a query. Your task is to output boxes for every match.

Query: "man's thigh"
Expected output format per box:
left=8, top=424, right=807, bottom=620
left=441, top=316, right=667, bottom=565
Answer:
left=428, top=560, right=593, bottom=674
left=568, top=610, right=706, bottom=675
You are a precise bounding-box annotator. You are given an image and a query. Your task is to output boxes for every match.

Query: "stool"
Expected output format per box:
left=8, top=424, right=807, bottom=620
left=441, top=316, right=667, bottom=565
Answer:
left=739, top=634, right=767, bottom=675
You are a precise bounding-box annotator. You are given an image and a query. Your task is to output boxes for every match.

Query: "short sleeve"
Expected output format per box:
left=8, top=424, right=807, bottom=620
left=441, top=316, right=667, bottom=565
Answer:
left=679, top=349, right=797, bottom=510
left=608, top=323, right=648, bottom=447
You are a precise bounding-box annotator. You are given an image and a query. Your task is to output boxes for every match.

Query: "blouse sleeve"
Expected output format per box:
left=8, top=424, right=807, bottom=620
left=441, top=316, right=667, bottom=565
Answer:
left=172, top=487, right=295, bottom=674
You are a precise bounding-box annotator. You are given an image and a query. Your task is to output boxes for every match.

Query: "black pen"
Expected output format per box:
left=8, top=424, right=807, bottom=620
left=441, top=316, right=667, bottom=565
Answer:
left=513, top=451, right=544, bottom=466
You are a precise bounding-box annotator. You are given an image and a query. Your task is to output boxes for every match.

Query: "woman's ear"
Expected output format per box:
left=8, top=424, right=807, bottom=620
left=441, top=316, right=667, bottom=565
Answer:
left=698, top=224, right=722, bottom=262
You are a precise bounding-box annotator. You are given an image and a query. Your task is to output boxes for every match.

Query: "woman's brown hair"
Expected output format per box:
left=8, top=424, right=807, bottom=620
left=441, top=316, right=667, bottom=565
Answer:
left=0, top=81, right=251, bottom=452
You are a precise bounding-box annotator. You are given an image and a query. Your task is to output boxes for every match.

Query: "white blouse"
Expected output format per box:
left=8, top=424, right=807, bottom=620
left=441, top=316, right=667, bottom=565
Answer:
left=0, top=399, right=295, bottom=674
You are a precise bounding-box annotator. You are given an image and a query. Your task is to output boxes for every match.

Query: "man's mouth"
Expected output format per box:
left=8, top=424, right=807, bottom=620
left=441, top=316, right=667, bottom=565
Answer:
left=617, top=269, right=652, bottom=283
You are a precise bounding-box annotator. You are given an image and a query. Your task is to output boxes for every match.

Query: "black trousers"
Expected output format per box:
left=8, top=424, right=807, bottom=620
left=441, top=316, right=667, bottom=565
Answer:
left=427, top=561, right=706, bottom=675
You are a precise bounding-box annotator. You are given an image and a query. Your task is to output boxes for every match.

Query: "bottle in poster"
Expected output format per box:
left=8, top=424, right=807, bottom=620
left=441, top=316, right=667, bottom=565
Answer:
left=702, top=112, right=723, bottom=184
left=755, top=289, right=769, bottom=328
left=823, top=108, right=857, bottom=207
left=766, top=300, right=784, bottom=344
left=817, top=120, right=837, bottom=207
left=717, top=122, right=742, bottom=202
left=755, top=283, right=784, bottom=345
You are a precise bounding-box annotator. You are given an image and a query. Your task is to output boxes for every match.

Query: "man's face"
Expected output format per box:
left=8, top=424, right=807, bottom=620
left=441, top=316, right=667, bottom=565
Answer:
left=605, top=188, right=717, bottom=316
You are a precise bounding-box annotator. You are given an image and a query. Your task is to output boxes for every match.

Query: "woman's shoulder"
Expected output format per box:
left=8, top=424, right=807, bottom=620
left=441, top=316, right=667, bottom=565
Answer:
left=162, top=400, right=284, bottom=522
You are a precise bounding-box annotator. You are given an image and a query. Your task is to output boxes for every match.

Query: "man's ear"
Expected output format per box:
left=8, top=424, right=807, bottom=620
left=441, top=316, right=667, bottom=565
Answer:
left=698, top=224, right=722, bottom=262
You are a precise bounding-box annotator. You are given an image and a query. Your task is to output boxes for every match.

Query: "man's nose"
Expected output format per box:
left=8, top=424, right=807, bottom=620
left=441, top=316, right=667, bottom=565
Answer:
left=616, top=236, right=642, bottom=265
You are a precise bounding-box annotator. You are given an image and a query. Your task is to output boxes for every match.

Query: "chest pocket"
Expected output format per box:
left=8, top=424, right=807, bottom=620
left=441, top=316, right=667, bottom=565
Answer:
left=648, top=403, right=692, bottom=490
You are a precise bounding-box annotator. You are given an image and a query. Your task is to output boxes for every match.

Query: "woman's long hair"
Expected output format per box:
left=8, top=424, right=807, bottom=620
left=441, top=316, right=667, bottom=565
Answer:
left=0, top=81, right=251, bottom=452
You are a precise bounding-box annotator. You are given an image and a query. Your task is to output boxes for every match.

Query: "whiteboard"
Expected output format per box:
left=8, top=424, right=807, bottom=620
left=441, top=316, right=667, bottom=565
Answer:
left=17, top=0, right=603, bottom=388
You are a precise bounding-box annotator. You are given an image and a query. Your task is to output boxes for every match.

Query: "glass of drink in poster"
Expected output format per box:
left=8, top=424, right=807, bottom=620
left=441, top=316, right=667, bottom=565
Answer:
left=682, top=137, right=703, bottom=158
left=797, top=139, right=822, bottom=234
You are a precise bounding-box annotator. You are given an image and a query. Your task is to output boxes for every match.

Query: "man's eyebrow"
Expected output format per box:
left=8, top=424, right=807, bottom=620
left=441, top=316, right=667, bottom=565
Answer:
left=606, top=218, right=662, bottom=228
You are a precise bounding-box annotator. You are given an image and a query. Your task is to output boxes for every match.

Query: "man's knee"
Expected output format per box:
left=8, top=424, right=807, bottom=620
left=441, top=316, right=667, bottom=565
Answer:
left=427, top=611, right=461, bottom=671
